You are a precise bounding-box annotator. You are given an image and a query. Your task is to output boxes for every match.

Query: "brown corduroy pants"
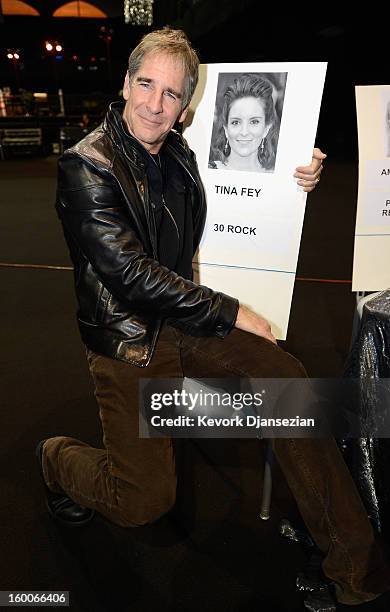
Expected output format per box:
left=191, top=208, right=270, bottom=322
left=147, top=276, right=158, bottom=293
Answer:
left=43, top=324, right=390, bottom=605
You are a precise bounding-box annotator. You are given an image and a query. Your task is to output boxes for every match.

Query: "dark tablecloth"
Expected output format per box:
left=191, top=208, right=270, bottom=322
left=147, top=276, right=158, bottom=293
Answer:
left=343, top=290, right=390, bottom=535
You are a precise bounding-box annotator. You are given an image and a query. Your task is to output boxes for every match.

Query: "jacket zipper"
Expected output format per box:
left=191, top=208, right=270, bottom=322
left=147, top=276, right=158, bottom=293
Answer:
left=162, top=197, right=180, bottom=241
left=151, top=153, right=180, bottom=260
left=165, top=143, right=206, bottom=245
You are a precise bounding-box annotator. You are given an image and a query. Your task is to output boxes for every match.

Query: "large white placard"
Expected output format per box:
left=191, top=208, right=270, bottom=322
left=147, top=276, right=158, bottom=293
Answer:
left=184, top=63, right=327, bottom=339
left=353, top=85, right=390, bottom=291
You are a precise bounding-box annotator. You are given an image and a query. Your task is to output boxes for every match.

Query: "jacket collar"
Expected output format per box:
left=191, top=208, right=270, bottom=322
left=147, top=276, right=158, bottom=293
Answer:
left=103, top=101, right=148, bottom=169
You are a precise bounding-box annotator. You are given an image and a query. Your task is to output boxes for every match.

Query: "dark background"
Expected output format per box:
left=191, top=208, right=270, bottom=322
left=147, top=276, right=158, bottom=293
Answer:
left=1, top=1, right=390, bottom=159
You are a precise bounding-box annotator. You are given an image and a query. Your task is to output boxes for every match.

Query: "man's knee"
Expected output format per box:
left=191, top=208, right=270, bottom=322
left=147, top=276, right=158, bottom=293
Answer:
left=234, top=330, right=307, bottom=378
left=251, top=341, right=307, bottom=379
left=274, top=349, right=307, bottom=378
left=113, top=476, right=177, bottom=528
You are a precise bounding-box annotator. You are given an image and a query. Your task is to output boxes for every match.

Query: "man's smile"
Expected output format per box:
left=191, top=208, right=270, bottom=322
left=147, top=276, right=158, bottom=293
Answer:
left=138, top=115, right=163, bottom=126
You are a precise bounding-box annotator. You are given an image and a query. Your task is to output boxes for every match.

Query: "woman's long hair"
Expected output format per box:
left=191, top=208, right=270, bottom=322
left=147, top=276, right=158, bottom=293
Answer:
left=210, top=74, right=280, bottom=171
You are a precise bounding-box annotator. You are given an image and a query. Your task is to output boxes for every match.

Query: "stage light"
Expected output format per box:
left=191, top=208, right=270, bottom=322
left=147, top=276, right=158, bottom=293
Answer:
left=6, top=50, right=20, bottom=61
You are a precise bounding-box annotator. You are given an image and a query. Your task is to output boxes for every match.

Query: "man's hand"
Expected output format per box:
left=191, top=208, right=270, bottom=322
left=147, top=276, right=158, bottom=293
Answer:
left=235, top=305, right=277, bottom=344
left=294, top=147, right=326, bottom=193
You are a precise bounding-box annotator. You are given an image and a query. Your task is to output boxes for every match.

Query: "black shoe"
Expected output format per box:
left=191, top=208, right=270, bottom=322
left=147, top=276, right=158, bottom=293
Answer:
left=36, top=440, right=95, bottom=527
left=297, top=550, right=337, bottom=612
left=303, top=589, right=337, bottom=612
left=296, top=550, right=332, bottom=593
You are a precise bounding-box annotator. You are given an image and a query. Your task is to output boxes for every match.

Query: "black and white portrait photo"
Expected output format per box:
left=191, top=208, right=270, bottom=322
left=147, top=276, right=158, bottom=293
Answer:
left=208, top=72, right=287, bottom=173
left=385, top=97, right=390, bottom=157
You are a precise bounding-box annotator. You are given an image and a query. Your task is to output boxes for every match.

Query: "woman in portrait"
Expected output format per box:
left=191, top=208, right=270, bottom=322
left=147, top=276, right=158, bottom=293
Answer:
left=209, top=73, right=280, bottom=173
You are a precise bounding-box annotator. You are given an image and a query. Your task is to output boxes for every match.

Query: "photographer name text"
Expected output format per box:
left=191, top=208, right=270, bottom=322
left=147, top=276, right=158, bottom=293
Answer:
left=150, top=415, right=315, bottom=429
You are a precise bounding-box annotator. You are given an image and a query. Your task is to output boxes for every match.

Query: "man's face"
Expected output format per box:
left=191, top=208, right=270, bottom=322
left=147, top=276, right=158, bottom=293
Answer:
left=122, top=52, right=188, bottom=154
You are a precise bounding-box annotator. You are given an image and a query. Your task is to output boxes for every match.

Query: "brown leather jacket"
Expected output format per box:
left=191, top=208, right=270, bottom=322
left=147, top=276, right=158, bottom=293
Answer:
left=56, top=102, right=239, bottom=367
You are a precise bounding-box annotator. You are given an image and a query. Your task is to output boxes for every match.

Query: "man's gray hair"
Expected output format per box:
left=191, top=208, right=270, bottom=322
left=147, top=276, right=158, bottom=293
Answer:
left=127, top=28, right=199, bottom=109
